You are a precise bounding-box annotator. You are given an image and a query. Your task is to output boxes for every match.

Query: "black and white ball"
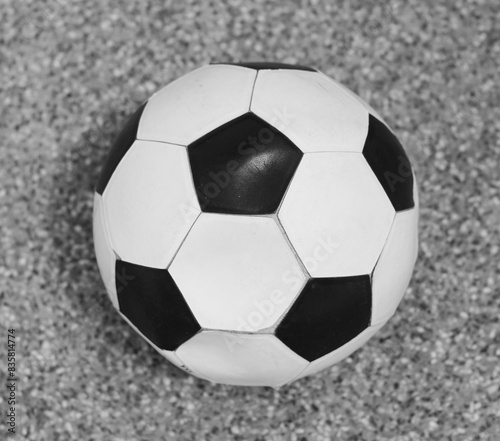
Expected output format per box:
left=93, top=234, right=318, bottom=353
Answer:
left=93, top=62, right=418, bottom=387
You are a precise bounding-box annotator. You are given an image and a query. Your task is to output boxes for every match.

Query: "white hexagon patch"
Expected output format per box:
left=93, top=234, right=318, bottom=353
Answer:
left=278, top=152, right=395, bottom=277
left=103, top=140, right=200, bottom=269
left=251, top=70, right=369, bottom=153
left=169, top=213, right=307, bottom=331
left=138, top=65, right=257, bottom=146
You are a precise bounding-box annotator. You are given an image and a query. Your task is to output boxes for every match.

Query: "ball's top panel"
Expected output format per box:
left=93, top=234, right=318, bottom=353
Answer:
left=276, top=275, right=372, bottom=361
left=278, top=152, right=395, bottom=277
left=290, top=322, right=385, bottom=382
left=137, top=65, right=257, bottom=146
left=95, top=102, right=147, bottom=195
left=212, top=61, right=316, bottom=72
left=188, top=113, right=303, bottom=215
left=116, top=260, right=201, bottom=351
left=169, top=213, right=307, bottom=331
left=362, top=115, right=415, bottom=211
left=250, top=70, right=369, bottom=153
left=175, top=331, right=309, bottom=387
left=371, top=204, right=419, bottom=325
left=102, top=140, right=200, bottom=269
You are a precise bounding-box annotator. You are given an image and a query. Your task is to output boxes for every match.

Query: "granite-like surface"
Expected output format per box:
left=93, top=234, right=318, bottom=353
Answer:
left=1, top=1, right=499, bottom=439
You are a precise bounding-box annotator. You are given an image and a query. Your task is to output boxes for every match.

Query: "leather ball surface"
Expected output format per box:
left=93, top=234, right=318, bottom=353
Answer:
left=93, top=62, right=418, bottom=387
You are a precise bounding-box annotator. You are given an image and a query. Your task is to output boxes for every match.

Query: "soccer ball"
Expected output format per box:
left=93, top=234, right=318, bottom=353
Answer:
left=93, top=62, right=418, bottom=387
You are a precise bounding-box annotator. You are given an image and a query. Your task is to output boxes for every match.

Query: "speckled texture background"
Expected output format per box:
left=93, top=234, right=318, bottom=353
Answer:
left=1, top=0, right=499, bottom=440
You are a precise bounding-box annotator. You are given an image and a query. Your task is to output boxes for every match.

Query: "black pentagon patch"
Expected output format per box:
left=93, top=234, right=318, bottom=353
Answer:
left=116, top=260, right=200, bottom=351
left=275, top=276, right=371, bottom=362
left=95, top=101, right=147, bottom=195
left=188, top=113, right=303, bottom=214
left=362, top=115, right=414, bottom=211
left=212, top=61, right=316, bottom=72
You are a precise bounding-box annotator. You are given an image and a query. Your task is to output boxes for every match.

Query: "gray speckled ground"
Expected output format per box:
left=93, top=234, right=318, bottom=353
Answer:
left=1, top=0, right=499, bottom=440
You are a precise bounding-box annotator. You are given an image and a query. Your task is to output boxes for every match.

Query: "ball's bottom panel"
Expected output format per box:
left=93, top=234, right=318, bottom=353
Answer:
left=175, top=331, right=309, bottom=387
